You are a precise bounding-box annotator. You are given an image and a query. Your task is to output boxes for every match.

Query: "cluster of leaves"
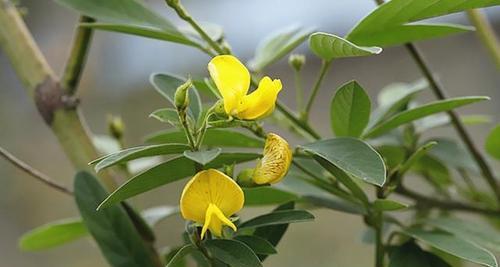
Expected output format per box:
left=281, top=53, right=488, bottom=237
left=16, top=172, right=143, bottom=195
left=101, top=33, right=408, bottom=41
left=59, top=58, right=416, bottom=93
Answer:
left=17, top=0, right=500, bottom=266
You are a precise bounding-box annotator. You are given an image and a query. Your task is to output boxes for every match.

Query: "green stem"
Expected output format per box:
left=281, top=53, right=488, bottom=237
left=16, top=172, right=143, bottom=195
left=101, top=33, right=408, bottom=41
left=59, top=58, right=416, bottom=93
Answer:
left=466, top=9, right=500, bottom=69
left=178, top=110, right=197, bottom=150
left=61, top=16, right=95, bottom=95
left=374, top=212, right=384, bottom=267
left=294, top=69, right=304, bottom=111
left=303, top=60, right=331, bottom=120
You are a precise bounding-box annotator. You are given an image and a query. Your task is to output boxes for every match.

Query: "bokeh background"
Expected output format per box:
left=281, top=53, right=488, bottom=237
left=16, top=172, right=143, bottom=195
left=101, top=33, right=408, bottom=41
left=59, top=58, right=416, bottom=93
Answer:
left=1, top=0, right=499, bottom=266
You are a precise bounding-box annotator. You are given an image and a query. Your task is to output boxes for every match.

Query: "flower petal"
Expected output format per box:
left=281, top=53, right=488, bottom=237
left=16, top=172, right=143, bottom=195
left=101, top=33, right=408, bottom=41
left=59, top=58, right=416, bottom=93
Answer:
left=236, top=76, right=282, bottom=120
left=201, top=203, right=237, bottom=238
left=180, top=169, right=244, bottom=225
left=208, top=55, right=250, bottom=114
left=253, top=133, right=292, bottom=184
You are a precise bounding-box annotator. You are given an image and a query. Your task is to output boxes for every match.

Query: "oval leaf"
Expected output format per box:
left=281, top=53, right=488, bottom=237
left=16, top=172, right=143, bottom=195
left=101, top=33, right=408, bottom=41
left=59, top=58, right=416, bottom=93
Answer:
left=330, top=80, right=371, bottom=137
left=485, top=124, right=500, bottom=160
left=389, top=241, right=452, bottom=267
left=183, top=148, right=222, bottom=165
left=19, top=218, right=87, bottom=251
left=309, top=32, right=381, bottom=61
left=166, top=244, right=196, bottom=267
left=239, top=210, right=314, bottom=230
left=234, top=235, right=277, bottom=255
left=149, top=108, right=180, bottom=126
left=204, top=239, right=262, bottom=267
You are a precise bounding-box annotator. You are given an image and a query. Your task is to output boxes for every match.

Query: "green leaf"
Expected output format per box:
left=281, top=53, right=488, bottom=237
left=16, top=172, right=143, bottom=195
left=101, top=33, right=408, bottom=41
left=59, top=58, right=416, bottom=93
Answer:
left=243, top=187, right=298, bottom=206
left=166, top=244, right=196, bottom=267
left=234, top=235, right=277, bottom=255
left=74, top=171, right=157, bottom=267
left=81, top=23, right=198, bottom=47
left=204, top=239, right=262, bottom=267
left=98, top=153, right=260, bottom=209
left=363, top=96, right=489, bottom=138
left=239, top=210, right=314, bottom=230
left=309, top=32, right=382, bottom=61
left=330, top=80, right=371, bottom=137
left=19, top=218, right=87, bottom=251
left=90, top=143, right=189, bottom=172
left=248, top=25, right=314, bottom=71
left=415, top=114, right=492, bottom=133
left=179, top=22, right=223, bottom=43
left=149, top=108, right=180, bottom=126
left=485, top=124, right=500, bottom=160
left=141, top=206, right=179, bottom=227
left=347, top=0, right=500, bottom=46
left=373, top=199, right=408, bottom=211
left=412, top=155, right=452, bottom=187
left=183, top=148, right=222, bottom=165
left=427, top=217, right=500, bottom=252
left=428, top=138, right=479, bottom=173
left=403, top=228, right=498, bottom=267
left=150, top=73, right=202, bottom=121
left=301, top=195, right=366, bottom=215
left=389, top=241, right=452, bottom=267
left=301, top=138, right=386, bottom=186
left=145, top=128, right=264, bottom=148
left=398, top=141, right=437, bottom=175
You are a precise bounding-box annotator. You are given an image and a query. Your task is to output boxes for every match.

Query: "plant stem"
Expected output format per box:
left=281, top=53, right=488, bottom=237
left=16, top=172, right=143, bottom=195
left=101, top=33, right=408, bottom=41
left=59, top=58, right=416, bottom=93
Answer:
left=374, top=212, right=384, bottom=267
left=405, top=43, right=500, bottom=204
left=178, top=110, right=197, bottom=150
left=466, top=9, right=500, bottom=69
left=0, top=146, right=73, bottom=195
left=303, top=60, right=331, bottom=120
left=294, top=69, right=304, bottom=111
left=61, top=16, right=95, bottom=95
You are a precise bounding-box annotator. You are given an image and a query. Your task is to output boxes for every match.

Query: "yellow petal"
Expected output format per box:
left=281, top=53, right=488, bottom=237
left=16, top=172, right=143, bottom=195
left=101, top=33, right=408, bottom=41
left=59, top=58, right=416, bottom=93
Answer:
left=180, top=169, right=244, bottom=235
left=253, top=133, right=292, bottom=184
left=236, top=76, right=282, bottom=120
left=208, top=55, right=250, bottom=115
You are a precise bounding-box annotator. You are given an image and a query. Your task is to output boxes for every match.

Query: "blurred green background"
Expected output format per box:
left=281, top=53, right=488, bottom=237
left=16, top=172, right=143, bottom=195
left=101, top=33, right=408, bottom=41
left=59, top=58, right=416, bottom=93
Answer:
left=1, top=0, right=499, bottom=266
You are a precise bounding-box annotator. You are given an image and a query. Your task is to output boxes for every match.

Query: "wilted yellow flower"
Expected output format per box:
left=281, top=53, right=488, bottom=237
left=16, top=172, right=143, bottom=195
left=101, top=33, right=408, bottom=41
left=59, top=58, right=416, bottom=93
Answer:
left=180, top=169, right=244, bottom=238
left=208, top=55, right=282, bottom=120
left=253, top=133, right=292, bottom=184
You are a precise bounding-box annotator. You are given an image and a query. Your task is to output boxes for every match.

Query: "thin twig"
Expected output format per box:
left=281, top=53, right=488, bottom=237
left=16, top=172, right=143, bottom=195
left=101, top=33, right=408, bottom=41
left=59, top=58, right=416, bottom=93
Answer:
left=466, top=9, right=500, bottom=69
left=0, top=146, right=73, bottom=196
left=303, top=60, right=332, bottom=120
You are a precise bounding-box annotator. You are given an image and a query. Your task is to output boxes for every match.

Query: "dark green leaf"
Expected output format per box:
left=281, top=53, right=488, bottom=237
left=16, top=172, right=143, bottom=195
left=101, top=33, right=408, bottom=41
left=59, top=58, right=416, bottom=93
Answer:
left=91, top=143, right=189, bottom=172
left=149, top=108, right=180, bottom=126
left=204, top=239, right=262, bottom=267
left=301, top=195, right=366, bottom=215
left=141, top=206, right=179, bottom=227
left=98, top=153, right=260, bottom=209
left=74, top=171, right=156, bottom=267
left=19, top=218, right=87, bottom=251
left=183, top=148, right=222, bottom=165
left=373, top=199, right=408, bottom=211
left=146, top=128, right=264, bottom=148
left=330, top=80, right=371, bottom=137
left=309, top=32, right=381, bottom=61
left=234, top=235, right=277, bottom=255
left=166, top=244, right=196, bottom=267
left=243, top=187, right=298, bottom=206
left=403, top=228, right=498, bottom=267
left=363, top=96, right=489, bottom=138
left=239, top=210, right=314, bottom=230
left=249, top=25, right=313, bottom=71
left=389, top=241, right=452, bottom=267
left=301, top=138, right=386, bottom=186
left=485, top=124, right=500, bottom=160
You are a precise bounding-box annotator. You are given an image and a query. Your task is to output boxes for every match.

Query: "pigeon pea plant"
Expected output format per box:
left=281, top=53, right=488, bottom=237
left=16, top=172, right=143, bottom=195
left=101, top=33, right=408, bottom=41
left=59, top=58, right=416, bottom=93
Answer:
left=1, top=0, right=500, bottom=266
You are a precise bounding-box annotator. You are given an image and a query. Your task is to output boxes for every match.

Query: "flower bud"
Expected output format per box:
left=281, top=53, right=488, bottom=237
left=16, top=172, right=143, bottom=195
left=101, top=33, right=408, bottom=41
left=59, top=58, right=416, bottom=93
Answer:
left=288, top=54, right=306, bottom=71
left=213, top=99, right=227, bottom=117
left=236, top=168, right=257, bottom=187
left=174, top=79, right=192, bottom=111
left=107, top=115, right=125, bottom=140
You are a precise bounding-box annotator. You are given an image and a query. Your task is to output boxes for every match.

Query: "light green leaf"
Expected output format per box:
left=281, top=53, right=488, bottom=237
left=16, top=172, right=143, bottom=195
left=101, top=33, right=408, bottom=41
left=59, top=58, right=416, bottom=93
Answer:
left=363, top=96, right=489, bottom=138
left=403, top=228, right=498, bottom=267
left=249, top=25, right=314, bottom=71
left=234, top=236, right=277, bottom=255
left=412, top=155, right=452, bottom=187
left=373, top=199, right=408, bottom=211
left=301, top=138, right=386, bottom=186
left=141, top=206, right=179, bottom=227
left=330, top=80, right=371, bottom=137
left=74, top=171, right=157, bottom=267
left=19, top=218, right=87, bottom=251
left=485, top=124, right=500, bottom=160
left=347, top=0, right=500, bottom=46
left=166, top=245, right=196, bottom=267
left=309, top=32, right=382, bottom=61
left=398, top=141, right=437, bottom=175
left=389, top=241, right=452, bottom=267
left=145, top=128, right=264, bottom=148
left=149, top=108, right=180, bottom=126
left=204, top=239, right=262, bottom=267
left=183, top=148, right=222, bottom=165
left=98, top=153, right=260, bottom=209
left=239, top=210, right=314, bottom=230
left=90, top=143, right=189, bottom=172
left=427, top=217, right=500, bottom=252
left=243, top=187, right=298, bottom=206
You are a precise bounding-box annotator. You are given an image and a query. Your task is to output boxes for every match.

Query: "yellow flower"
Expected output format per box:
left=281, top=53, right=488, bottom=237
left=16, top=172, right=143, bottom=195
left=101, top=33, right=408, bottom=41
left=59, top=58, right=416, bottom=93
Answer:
left=253, top=133, right=292, bottom=185
left=180, top=169, right=244, bottom=238
left=208, top=55, right=282, bottom=120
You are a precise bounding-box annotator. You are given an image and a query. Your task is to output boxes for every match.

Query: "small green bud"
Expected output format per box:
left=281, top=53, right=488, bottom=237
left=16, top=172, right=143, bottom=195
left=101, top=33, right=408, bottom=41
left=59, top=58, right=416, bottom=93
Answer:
left=236, top=168, right=257, bottom=188
left=107, top=115, right=125, bottom=140
left=213, top=99, right=226, bottom=117
left=165, top=0, right=180, bottom=8
left=288, top=54, right=306, bottom=71
left=174, top=79, right=192, bottom=111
